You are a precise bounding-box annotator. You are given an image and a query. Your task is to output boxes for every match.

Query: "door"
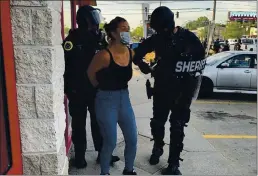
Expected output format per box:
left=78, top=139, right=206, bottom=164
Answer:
left=0, top=1, right=22, bottom=174
left=0, top=30, right=12, bottom=174
left=250, top=54, right=257, bottom=90
left=216, top=54, right=252, bottom=90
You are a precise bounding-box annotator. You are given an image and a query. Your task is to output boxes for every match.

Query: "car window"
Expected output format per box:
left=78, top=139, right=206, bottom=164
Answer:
left=253, top=55, right=257, bottom=68
left=206, top=52, right=234, bottom=66
left=241, top=39, right=253, bottom=44
left=255, top=39, right=257, bottom=44
left=225, top=54, right=252, bottom=68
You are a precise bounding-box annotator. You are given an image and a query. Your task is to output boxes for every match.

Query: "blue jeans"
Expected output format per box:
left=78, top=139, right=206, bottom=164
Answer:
left=95, top=89, right=137, bottom=175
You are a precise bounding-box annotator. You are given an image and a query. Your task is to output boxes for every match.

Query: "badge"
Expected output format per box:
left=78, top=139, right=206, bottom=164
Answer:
left=64, top=41, right=73, bottom=51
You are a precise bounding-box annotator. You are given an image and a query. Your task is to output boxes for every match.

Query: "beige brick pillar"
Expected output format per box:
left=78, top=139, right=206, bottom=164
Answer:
left=10, top=0, right=68, bottom=175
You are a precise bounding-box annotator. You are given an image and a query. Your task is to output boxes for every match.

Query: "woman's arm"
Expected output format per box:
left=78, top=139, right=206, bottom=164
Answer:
left=87, top=50, right=110, bottom=87
left=131, top=49, right=135, bottom=59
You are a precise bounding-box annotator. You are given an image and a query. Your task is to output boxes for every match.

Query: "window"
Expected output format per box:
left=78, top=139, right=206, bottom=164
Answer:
left=252, top=55, right=257, bottom=69
left=225, top=54, right=252, bottom=68
left=206, top=52, right=234, bottom=66
left=241, top=39, right=254, bottom=44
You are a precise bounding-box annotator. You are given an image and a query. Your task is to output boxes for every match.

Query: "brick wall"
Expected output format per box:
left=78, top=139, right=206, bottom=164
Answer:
left=10, top=0, right=68, bottom=174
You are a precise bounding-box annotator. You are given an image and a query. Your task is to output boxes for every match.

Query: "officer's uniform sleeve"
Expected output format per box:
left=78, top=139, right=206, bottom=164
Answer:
left=62, top=33, right=75, bottom=95
left=184, top=30, right=205, bottom=60
left=133, top=35, right=157, bottom=65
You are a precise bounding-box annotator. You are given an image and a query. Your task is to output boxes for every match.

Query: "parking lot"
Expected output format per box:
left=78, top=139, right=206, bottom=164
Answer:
left=69, top=69, right=257, bottom=175
left=130, top=70, right=257, bottom=175
left=191, top=93, right=257, bottom=175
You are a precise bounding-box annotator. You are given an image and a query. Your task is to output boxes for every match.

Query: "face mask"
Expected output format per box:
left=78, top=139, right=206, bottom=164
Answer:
left=120, top=32, right=131, bottom=45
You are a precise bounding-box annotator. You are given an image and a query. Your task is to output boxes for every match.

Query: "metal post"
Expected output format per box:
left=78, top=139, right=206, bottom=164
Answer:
left=212, top=0, right=216, bottom=21
left=142, top=3, right=149, bottom=39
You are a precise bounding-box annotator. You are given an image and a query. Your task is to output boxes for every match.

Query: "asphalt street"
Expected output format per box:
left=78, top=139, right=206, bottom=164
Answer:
left=69, top=68, right=257, bottom=175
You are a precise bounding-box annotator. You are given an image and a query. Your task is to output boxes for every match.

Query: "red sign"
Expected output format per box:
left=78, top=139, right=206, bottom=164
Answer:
left=229, top=17, right=257, bottom=21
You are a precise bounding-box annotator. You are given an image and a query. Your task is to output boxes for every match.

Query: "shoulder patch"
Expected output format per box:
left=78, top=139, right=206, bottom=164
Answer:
left=64, top=41, right=73, bottom=51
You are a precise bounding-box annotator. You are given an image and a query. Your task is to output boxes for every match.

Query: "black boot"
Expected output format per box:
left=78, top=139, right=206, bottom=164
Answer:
left=73, top=145, right=87, bottom=169
left=74, top=157, right=87, bottom=169
left=96, top=152, right=120, bottom=165
left=122, top=169, right=137, bottom=175
left=72, top=151, right=87, bottom=169
left=161, top=165, right=182, bottom=175
left=149, top=143, right=164, bottom=165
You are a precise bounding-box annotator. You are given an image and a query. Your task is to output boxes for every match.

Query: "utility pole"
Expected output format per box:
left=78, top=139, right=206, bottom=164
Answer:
left=206, top=0, right=217, bottom=56
left=160, top=1, right=161, bottom=6
left=212, top=0, right=216, bottom=21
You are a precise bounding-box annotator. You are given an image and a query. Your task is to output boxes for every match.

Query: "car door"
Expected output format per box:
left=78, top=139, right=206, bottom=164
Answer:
left=250, top=54, right=257, bottom=90
left=216, top=54, right=252, bottom=90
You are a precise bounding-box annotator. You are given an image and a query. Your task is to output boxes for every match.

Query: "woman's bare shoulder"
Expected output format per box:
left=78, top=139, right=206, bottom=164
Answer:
left=94, top=49, right=111, bottom=64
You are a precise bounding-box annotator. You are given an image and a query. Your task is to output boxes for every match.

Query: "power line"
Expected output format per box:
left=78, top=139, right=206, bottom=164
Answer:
left=98, top=7, right=255, bottom=12
left=102, top=10, right=210, bottom=15
left=97, top=1, right=255, bottom=8
left=101, top=9, right=255, bottom=16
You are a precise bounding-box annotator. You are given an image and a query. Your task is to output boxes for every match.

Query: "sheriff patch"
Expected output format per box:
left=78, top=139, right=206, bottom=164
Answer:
left=175, top=59, right=206, bottom=73
left=64, top=41, right=73, bottom=51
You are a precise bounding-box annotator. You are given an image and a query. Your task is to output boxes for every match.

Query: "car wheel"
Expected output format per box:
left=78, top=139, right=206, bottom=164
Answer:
left=199, top=77, right=213, bottom=98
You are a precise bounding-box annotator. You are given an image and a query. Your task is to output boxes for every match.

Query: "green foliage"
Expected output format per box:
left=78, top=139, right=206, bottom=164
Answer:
left=198, top=27, right=208, bottom=40
left=99, top=23, right=105, bottom=29
left=64, top=25, right=70, bottom=36
left=221, top=21, right=245, bottom=39
left=184, top=16, right=257, bottom=40
left=185, top=16, right=210, bottom=30
left=130, top=26, right=143, bottom=41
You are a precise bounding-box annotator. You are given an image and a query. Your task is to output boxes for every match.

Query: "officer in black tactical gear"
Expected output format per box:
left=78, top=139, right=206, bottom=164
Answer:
left=62, top=5, right=119, bottom=169
left=133, top=6, right=206, bottom=175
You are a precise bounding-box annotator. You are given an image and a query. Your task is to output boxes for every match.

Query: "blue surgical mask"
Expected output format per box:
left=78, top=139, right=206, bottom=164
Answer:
left=120, top=32, right=131, bottom=45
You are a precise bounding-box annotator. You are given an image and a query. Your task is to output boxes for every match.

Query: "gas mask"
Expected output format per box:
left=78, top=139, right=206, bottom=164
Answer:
left=120, top=32, right=131, bottom=45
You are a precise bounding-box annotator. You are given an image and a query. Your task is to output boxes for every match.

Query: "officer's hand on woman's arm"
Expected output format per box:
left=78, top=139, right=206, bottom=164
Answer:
left=87, top=50, right=110, bottom=87
left=131, top=49, right=151, bottom=74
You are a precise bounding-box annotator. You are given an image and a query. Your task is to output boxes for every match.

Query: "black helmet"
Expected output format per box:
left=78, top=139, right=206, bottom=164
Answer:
left=76, top=5, right=101, bottom=28
left=150, top=6, right=175, bottom=33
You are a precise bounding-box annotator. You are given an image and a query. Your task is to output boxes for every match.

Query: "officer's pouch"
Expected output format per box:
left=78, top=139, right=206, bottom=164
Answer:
left=146, top=79, right=154, bottom=99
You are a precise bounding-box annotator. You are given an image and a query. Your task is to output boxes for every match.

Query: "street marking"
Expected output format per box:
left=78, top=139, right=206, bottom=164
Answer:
left=203, top=135, right=257, bottom=139
left=195, top=100, right=256, bottom=105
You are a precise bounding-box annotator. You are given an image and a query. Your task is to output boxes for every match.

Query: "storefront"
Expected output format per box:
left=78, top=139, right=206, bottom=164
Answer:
left=0, top=0, right=96, bottom=174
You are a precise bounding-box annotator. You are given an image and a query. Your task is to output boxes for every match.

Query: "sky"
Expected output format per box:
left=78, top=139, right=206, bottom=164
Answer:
left=63, top=1, right=256, bottom=30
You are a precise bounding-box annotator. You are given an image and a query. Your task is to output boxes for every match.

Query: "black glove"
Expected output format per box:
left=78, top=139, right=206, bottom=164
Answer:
left=138, top=61, right=151, bottom=74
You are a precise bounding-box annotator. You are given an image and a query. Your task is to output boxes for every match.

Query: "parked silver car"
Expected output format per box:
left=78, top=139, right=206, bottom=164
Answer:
left=200, top=51, right=257, bottom=96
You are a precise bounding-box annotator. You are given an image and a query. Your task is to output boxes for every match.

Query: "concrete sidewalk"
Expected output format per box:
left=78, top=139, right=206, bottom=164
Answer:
left=68, top=74, right=246, bottom=175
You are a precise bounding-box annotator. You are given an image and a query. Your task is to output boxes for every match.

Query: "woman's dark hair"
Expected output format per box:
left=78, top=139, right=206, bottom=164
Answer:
left=103, top=16, right=126, bottom=40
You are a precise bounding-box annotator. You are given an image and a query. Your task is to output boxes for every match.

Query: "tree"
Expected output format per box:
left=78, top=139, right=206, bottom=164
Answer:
left=130, top=26, right=143, bottom=41
left=198, top=26, right=208, bottom=40
left=64, top=25, right=70, bottom=36
left=221, top=21, right=245, bottom=39
left=185, top=16, right=210, bottom=30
